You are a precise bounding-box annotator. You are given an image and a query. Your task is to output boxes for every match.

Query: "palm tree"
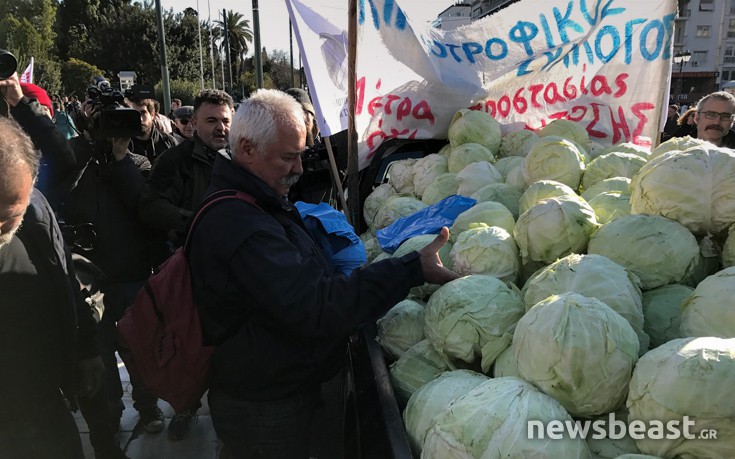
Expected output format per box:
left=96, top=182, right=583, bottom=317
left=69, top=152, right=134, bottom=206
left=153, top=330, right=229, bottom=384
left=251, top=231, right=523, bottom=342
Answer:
left=215, top=10, right=253, bottom=92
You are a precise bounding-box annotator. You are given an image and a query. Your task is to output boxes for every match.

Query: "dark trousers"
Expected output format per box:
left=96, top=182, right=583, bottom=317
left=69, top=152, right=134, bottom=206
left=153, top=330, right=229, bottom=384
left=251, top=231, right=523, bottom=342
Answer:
left=100, top=280, right=158, bottom=412
left=209, top=388, right=320, bottom=459
left=0, top=384, right=84, bottom=459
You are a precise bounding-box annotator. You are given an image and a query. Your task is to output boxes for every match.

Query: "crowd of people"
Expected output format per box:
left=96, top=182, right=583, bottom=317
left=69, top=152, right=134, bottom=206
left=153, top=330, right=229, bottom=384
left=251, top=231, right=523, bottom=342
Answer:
left=0, top=68, right=457, bottom=459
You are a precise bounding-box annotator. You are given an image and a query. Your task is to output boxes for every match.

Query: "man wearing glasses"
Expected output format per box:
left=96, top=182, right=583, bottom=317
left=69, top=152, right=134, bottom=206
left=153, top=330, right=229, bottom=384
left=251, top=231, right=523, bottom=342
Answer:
left=694, top=91, right=735, bottom=148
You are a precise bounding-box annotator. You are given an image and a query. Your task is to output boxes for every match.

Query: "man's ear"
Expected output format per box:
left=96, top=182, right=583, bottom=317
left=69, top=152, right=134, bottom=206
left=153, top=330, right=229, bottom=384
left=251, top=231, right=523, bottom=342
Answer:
left=238, top=138, right=256, bottom=163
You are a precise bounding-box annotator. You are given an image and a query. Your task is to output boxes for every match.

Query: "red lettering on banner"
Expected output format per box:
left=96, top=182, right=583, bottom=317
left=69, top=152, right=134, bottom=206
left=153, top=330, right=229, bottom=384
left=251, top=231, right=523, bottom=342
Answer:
left=383, top=95, right=401, bottom=114
left=609, top=105, right=631, bottom=144
left=355, top=77, right=366, bottom=115
left=587, top=103, right=606, bottom=139
left=529, top=84, right=544, bottom=108
left=563, top=77, right=578, bottom=99
left=613, top=73, right=629, bottom=98
left=568, top=105, right=587, bottom=121
left=631, top=102, right=655, bottom=147
left=396, top=98, right=412, bottom=120
left=413, top=101, right=435, bottom=125
left=591, top=75, right=613, bottom=97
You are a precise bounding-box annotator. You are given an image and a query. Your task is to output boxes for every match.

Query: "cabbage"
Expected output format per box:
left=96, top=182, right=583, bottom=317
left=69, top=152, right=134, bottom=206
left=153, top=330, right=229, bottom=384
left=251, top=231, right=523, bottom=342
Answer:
left=363, top=183, right=396, bottom=227
left=612, top=455, right=661, bottom=459
left=376, top=299, right=426, bottom=360
left=455, top=161, right=502, bottom=196
left=581, top=177, right=631, bottom=201
left=513, top=197, right=599, bottom=264
left=423, top=377, right=591, bottom=458
left=448, top=108, right=502, bottom=154
left=522, top=136, right=587, bottom=189
left=596, top=142, right=651, bottom=160
left=498, top=130, right=539, bottom=157
left=538, top=119, right=590, bottom=147
left=404, top=370, right=488, bottom=454
left=582, top=152, right=647, bottom=190
left=722, top=224, right=735, bottom=268
left=386, top=159, right=417, bottom=194
left=437, top=143, right=452, bottom=157
left=522, top=254, right=648, bottom=352
left=421, top=173, right=458, bottom=205
left=372, top=251, right=391, bottom=263
left=412, top=154, right=448, bottom=198
left=514, top=293, right=639, bottom=416
left=519, top=180, right=580, bottom=215
left=641, top=284, right=692, bottom=348
left=425, top=275, right=525, bottom=372
left=587, top=141, right=606, bottom=160
left=626, top=337, right=735, bottom=458
left=587, top=215, right=699, bottom=289
left=493, top=155, right=525, bottom=178
left=678, top=234, right=722, bottom=288
left=588, top=192, right=631, bottom=224
left=492, top=345, right=519, bottom=378
left=447, top=143, right=495, bottom=174
left=360, top=230, right=382, bottom=262
left=449, top=225, right=520, bottom=284
left=649, top=135, right=708, bottom=160
left=372, top=195, right=427, bottom=230
left=504, top=164, right=528, bottom=190
left=471, top=183, right=523, bottom=218
left=630, top=146, right=735, bottom=236
left=389, top=339, right=452, bottom=402
left=450, top=201, right=515, bottom=242
left=586, top=410, right=642, bottom=458
left=680, top=266, right=735, bottom=338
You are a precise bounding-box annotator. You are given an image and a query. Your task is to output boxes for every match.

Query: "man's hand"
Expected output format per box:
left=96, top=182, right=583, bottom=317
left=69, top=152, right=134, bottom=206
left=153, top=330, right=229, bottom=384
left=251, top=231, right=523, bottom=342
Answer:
left=418, top=227, right=461, bottom=285
left=110, top=137, right=131, bottom=161
left=77, top=356, right=105, bottom=399
left=0, top=72, right=23, bottom=107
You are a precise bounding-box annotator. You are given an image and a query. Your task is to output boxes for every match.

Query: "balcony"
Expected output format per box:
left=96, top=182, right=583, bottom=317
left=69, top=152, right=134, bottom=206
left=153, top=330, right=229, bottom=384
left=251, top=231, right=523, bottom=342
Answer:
left=676, top=9, right=691, bottom=19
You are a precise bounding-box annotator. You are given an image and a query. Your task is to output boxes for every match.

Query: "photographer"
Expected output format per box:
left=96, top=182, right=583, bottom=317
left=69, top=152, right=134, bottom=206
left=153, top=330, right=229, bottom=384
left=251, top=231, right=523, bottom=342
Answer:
left=61, top=84, right=166, bottom=435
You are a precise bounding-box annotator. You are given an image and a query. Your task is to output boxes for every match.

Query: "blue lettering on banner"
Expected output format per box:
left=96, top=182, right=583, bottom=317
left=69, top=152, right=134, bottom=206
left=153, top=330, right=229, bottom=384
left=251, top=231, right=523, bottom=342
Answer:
left=359, top=0, right=407, bottom=31
left=640, top=20, right=664, bottom=61
left=509, top=21, right=539, bottom=56
left=595, top=25, right=620, bottom=63
left=554, top=2, right=584, bottom=43
left=485, top=38, right=509, bottom=60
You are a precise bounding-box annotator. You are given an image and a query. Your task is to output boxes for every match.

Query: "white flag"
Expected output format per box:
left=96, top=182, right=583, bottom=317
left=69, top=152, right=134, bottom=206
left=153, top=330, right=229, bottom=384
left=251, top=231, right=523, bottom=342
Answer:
left=19, top=57, right=33, bottom=84
left=287, top=0, right=677, bottom=171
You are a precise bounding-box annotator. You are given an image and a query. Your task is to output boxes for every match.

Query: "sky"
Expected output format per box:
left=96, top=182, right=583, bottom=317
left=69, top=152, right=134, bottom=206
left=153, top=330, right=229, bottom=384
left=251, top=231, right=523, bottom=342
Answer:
left=160, top=0, right=451, bottom=61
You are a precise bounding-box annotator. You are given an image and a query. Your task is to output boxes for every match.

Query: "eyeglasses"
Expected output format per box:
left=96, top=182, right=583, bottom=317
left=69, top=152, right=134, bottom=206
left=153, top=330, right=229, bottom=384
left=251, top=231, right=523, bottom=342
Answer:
left=178, top=118, right=191, bottom=125
left=699, top=111, right=735, bottom=121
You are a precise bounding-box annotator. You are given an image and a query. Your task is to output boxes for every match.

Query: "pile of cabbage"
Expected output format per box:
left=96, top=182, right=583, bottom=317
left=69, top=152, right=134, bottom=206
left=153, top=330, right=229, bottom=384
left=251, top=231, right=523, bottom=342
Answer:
left=362, top=114, right=735, bottom=458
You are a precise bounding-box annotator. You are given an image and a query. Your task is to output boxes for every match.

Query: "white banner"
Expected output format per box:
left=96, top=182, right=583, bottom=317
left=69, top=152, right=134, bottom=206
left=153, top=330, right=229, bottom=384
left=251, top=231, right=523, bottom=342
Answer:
left=287, top=0, right=677, bottom=170
left=19, top=57, right=33, bottom=84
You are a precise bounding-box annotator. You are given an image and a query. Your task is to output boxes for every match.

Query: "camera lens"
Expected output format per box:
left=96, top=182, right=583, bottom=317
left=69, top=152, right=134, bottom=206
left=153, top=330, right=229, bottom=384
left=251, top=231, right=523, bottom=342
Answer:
left=0, top=49, right=18, bottom=80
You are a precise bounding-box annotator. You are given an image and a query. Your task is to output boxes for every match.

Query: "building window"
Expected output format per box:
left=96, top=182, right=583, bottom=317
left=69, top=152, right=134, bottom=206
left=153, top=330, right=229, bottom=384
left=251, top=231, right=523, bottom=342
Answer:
left=729, top=18, right=735, bottom=38
left=700, top=0, right=714, bottom=11
left=696, top=25, right=711, bottom=37
left=692, top=51, right=708, bottom=65
left=723, top=69, right=735, bottom=80
left=731, top=0, right=735, bottom=14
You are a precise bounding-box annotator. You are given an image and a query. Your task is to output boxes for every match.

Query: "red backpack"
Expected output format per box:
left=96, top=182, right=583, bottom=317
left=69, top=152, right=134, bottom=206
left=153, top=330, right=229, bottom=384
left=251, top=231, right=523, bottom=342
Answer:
left=116, top=189, right=257, bottom=412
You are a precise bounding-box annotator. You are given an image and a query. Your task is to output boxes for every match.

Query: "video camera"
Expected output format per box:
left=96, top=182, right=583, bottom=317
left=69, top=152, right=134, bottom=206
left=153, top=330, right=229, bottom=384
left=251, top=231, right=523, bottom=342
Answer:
left=0, top=48, right=17, bottom=80
left=86, top=76, right=155, bottom=138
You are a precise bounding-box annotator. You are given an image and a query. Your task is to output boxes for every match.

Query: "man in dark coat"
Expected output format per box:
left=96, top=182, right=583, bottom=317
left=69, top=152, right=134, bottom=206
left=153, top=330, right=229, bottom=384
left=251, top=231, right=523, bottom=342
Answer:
left=138, top=88, right=234, bottom=440
left=0, top=116, right=105, bottom=459
left=188, top=89, right=458, bottom=458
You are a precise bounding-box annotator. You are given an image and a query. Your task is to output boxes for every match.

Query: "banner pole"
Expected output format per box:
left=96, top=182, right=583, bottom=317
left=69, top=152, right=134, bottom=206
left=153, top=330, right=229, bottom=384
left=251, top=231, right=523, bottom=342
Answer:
left=346, top=0, right=360, bottom=230
left=324, top=136, right=350, bottom=216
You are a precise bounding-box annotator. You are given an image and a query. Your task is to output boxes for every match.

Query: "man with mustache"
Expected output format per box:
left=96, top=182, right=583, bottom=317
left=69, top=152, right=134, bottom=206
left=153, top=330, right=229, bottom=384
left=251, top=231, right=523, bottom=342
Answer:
left=694, top=91, right=735, bottom=148
left=186, top=89, right=458, bottom=458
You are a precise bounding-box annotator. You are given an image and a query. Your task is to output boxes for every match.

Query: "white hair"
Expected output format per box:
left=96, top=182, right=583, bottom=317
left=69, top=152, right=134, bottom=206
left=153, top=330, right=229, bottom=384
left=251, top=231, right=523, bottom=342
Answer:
left=229, top=89, right=306, bottom=157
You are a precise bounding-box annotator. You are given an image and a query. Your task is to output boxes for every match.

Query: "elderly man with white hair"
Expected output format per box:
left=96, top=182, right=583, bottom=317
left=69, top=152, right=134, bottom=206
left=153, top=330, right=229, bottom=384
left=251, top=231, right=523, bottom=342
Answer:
left=187, top=89, right=458, bottom=458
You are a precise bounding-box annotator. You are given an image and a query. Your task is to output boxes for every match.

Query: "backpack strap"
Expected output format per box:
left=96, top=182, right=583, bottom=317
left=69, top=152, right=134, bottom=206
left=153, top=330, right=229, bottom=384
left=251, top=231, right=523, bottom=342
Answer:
left=183, top=189, right=261, bottom=257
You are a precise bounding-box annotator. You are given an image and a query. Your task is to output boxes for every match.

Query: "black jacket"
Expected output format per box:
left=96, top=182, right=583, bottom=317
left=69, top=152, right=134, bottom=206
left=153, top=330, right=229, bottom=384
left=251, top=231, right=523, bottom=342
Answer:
left=188, top=155, right=424, bottom=401
left=1, top=189, right=99, bottom=399
left=59, top=138, right=153, bottom=282
left=128, top=127, right=177, bottom=164
left=139, top=134, right=220, bottom=234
